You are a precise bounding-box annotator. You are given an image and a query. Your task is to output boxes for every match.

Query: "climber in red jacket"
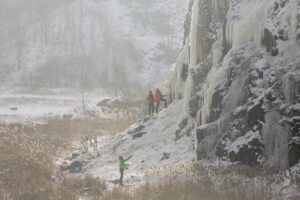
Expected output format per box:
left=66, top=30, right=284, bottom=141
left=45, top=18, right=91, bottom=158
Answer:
left=147, top=90, right=154, bottom=116
left=155, top=89, right=167, bottom=114
left=154, top=89, right=161, bottom=113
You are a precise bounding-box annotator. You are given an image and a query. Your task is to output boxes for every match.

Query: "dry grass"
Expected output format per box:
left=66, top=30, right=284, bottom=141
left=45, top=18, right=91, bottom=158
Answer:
left=102, top=178, right=273, bottom=200
left=102, top=178, right=299, bottom=200
left=0, top=112, right=138, bottom=200
left=1, top=122, right=299, bottom=200
left=19, top=116, right=138, bottom=149
left=0, top=125, right=106, bottom=200
left=59, top=176, right=107, bottom=200
left=101, top=162, right=300, bottom=200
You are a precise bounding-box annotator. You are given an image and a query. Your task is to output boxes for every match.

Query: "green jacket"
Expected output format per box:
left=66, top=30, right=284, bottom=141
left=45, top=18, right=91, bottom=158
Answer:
left=119, top=156, right=132, bottom=169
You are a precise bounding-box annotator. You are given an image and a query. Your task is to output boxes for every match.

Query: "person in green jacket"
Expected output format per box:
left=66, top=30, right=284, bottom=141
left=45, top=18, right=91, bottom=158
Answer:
left=118, top=155, right=132, bottom=185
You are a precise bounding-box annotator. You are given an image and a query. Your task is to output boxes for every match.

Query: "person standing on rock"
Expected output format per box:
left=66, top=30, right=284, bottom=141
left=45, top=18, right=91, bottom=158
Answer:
left=119, top=155, right=132, bottom=185
left=158, top=89, right=167, bottom=109
left=147, top=90, right=154, bottom=116
left=154, top=89, right=161, bottom=114
left=155, top=89, right=167, bottom=113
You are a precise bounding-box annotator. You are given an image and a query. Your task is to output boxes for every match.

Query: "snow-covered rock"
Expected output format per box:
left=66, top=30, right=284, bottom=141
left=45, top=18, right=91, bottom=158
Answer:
left=169, top=0, right=300, bottom=169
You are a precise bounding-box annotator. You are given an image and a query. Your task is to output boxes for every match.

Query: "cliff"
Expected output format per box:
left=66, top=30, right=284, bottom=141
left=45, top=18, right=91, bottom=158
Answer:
left=169, top=0, right=300, bottom=169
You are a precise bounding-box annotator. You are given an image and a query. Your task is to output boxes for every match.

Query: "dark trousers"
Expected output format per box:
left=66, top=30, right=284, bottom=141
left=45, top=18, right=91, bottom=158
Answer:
left=161, top=98, right=167, bottom=108
left=149, top=103, right=154, bottom=115
left=156, top=99, right=168, bottom=113
left=156, top=102, right=160, bottom=113
left=119, top=168, right=124, bottom=184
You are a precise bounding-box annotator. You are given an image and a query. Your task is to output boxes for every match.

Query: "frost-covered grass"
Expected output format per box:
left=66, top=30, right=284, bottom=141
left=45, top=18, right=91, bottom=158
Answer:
left=0, top=125, right=106, bottom=200
left=0, top=112, right=139, bottom=199
left=102, top=163, right=300, bottom=200
left=1, top=124, right=299, bottom=200
left=0, top=122, right=126, bottom=200
left=24, top=117, right=139, bottom=145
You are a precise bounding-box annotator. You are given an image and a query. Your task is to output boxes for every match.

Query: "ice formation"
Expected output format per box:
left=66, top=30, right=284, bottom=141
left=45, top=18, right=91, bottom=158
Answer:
left=169, top=0, right=300, bottom=168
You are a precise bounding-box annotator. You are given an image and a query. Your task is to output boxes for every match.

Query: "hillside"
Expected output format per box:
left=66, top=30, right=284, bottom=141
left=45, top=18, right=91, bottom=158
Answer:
left=0, top=0, right=189, bottom=88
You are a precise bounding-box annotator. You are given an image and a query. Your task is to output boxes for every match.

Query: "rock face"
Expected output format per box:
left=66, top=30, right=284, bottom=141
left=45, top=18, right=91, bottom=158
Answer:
left=262, top=111, right=290, bottom=169
left=169, top=0, right=300, bottom=169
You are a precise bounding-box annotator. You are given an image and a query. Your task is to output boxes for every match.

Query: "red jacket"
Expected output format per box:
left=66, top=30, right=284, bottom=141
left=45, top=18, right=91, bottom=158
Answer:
left=147, top=94, right=154, bottom=104
left=154, top=92, right=161, bottom=102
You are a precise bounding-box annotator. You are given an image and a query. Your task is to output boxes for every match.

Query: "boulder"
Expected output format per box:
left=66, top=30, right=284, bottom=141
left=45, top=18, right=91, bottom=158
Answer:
left=72, top=152, right=80, bottom=159
left=196, top=123, right=219, bottom=160
left=10, top=107, right=18, bottom=111
left=261, top=28, right=278, bottom=56
left=175, top=129, right=181, bottom=140
left=128, top=124, right=145, bottom=135
left=246, top=101, right=265, bottom=130
left=229, top=138, right=264, bottom=165
left=179, top=117, right=188, bottom=129
left=63, top=114, right=72, bottom=119
left=160, top=152, right=170, bottom=161
left=96, top=98, right=112, bottom=107
left=289, top=140, right=300, bottom=167
left=132, top=132, right=147, bottom=139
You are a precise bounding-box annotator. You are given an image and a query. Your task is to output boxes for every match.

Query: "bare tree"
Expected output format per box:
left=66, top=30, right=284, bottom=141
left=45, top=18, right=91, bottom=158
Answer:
left=72, top=54, right=94, bottom=114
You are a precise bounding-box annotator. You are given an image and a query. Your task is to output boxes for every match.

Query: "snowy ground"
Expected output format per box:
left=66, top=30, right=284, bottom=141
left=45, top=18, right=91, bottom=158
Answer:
left=0, top=88, right=106, bottom=124
left=62, top=100, right=299, bottom=198
left=75, top=101, right=195, bottom=187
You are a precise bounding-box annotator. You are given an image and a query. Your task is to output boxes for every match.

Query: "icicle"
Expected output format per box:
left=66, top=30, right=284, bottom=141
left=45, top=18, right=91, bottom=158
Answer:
left=189, top=0, right=200, bottom=66
left=226, top=0, right=273, bottom=49
left=288, top=0, right=300, bottom=42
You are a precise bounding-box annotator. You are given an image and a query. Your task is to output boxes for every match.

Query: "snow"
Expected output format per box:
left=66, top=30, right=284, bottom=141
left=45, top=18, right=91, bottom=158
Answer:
left=0, top=88, right=106, bottom=124
left=226, top=130, right=261, bottom=154
left=83, top=100, right=195, bottom=186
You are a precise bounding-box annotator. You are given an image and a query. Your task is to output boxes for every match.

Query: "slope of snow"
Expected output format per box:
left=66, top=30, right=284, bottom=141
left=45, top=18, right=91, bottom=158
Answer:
left=83, top=100, right=194, bottom=186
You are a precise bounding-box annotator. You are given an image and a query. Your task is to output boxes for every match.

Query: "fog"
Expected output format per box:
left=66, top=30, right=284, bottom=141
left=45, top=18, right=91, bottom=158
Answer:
left=0, top=0, right=187, bottom=94
left=0, top=1, right=299, bottom=199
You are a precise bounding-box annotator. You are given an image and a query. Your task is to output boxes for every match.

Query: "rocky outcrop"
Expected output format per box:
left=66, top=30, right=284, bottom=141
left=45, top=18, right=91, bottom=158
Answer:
left=97, top=98, right=146, bottom=119
left=169, top=0, right=300, bottom=169
left=262, top=111, right=290, bottom=169
left=127, top=124, right=148, bottom=139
